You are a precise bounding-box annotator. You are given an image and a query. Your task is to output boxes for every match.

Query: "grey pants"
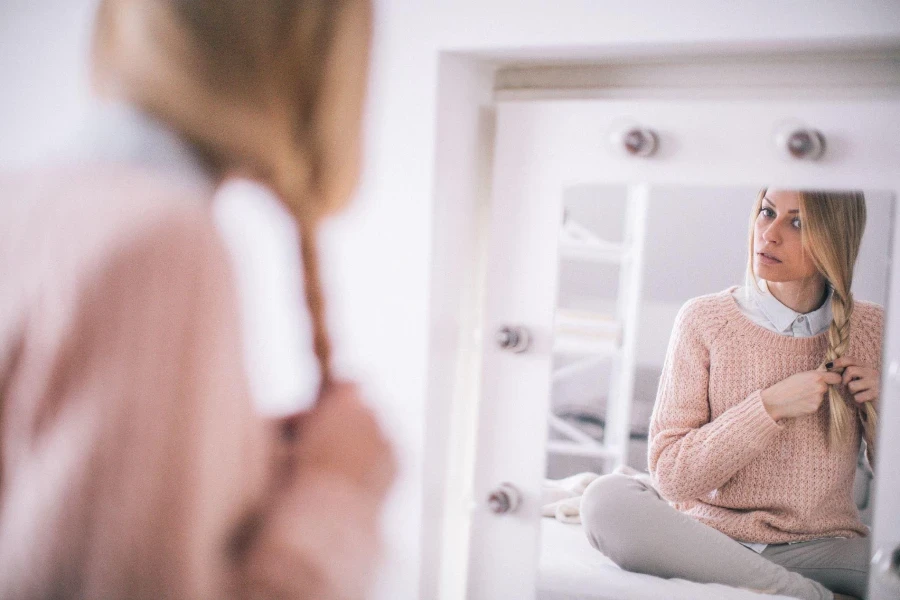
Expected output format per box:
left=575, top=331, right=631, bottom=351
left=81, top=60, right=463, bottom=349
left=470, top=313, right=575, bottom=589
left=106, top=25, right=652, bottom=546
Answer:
left=581, top=474, right=870, bottom=600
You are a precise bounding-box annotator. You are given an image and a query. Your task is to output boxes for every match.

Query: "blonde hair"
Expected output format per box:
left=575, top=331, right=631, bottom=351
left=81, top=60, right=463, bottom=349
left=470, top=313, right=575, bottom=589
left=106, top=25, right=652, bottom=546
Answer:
left=92, top=0, right=370, bottom=383
left=747, top=189, right=876, bottom=447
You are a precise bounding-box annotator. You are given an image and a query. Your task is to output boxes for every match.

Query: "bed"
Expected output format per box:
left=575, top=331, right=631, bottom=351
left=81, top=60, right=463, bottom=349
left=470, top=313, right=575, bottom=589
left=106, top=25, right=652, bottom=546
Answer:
left=537, top=518, right=797, bottom=600
left=539, top=444, right=873, bottom=599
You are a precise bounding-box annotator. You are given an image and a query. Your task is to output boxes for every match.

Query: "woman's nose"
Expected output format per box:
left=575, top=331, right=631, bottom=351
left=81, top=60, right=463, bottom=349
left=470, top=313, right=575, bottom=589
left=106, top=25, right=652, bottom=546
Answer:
left=763, top=222, right=781, bottom=244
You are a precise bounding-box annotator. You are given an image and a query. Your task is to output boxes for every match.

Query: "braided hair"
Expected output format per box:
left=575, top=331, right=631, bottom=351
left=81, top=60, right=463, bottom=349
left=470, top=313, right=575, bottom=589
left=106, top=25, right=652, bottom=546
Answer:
left=93, top=0, right=373, bottom=385
left=799, top=192, right=875, bottom=447
left=747, top=189, right=875, bottom=447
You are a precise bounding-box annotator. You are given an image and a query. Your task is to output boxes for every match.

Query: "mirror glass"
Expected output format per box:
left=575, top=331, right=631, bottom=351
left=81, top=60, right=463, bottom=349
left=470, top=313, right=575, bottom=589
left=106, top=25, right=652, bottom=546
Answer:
left=538, top=186, right=894, bottom=600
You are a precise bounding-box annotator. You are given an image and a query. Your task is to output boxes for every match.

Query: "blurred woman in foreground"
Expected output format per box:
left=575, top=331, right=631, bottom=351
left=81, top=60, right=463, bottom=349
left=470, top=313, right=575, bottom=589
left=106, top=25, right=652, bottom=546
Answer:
left=0, top=1, right=395, bottom=598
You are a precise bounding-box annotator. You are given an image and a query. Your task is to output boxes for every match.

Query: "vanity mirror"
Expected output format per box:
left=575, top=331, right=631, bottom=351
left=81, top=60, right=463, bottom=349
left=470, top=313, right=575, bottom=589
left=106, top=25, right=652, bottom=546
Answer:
left=462, top=97, right=900, bottom=600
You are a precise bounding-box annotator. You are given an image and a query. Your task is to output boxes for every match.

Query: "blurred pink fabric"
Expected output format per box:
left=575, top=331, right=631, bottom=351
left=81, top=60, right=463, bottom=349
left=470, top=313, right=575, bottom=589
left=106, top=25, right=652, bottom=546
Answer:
left=0, top=165, right=377, bottom=599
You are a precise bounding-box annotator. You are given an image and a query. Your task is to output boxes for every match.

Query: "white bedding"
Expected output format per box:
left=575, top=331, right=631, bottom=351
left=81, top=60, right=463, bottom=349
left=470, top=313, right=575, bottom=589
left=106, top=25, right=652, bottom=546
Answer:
left=537, top=519, right=797, bottom=600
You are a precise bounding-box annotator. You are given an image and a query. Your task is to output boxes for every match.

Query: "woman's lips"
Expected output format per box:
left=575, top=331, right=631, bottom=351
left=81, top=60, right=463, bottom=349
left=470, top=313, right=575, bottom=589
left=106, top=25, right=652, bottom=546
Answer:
left=757, top=252, right=782, bottom=265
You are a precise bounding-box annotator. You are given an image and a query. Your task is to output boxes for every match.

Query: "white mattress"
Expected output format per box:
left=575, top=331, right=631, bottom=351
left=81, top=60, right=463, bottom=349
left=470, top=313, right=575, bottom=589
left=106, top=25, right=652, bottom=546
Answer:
left=537, top=519, right=797, bottom=600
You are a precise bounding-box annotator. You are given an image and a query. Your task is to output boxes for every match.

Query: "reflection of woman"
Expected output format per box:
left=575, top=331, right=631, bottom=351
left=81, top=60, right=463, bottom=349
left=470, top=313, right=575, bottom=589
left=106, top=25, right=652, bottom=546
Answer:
left=582, top=190, right=882, bottom=600
left=0, top=1, right=394, bottom=598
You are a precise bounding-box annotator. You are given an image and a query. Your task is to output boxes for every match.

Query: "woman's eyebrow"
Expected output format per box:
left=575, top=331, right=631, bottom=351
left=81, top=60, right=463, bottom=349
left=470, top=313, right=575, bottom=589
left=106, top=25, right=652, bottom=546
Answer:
left=763, top=197, right=799, bottom=213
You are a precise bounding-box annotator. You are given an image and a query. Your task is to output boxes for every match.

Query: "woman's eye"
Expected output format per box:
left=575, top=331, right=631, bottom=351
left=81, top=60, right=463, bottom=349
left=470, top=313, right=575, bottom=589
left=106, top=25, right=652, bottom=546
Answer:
left=759, top=207, right=775, bottom=219
left=792, top=218, right=802, bottom=229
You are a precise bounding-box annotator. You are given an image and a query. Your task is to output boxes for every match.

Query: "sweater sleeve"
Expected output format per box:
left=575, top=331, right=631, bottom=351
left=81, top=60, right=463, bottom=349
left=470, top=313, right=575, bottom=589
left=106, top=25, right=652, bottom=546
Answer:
left=238, top=470, right=383, bottom=600
left=6, top=205, right=382, bottom=600
left=648, top=299, right=785, bottom=503
left=147, top=210, right=383, bottom=600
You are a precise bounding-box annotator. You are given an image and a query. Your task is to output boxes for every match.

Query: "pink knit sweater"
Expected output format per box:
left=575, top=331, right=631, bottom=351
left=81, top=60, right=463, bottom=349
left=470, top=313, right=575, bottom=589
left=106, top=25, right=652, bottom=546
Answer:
left=0, top=167, right=382, bottom=599
left=648, top=287, right=882, bottom=544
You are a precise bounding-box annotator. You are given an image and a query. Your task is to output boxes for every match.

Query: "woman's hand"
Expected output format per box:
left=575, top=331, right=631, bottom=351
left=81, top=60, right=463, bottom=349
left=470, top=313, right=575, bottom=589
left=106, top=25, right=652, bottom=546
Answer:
left=244, top=384, right=396, bottom=599
left=831, top=355, right=880, bottom=410
left=761, top=368, right=843, bottom=421
left=291, top=381, right=396, bottom=498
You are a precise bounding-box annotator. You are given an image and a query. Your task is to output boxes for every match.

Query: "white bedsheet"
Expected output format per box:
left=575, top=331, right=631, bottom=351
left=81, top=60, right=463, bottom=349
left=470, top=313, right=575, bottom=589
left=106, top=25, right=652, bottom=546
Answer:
left=537, top=519, right=797, bottom=600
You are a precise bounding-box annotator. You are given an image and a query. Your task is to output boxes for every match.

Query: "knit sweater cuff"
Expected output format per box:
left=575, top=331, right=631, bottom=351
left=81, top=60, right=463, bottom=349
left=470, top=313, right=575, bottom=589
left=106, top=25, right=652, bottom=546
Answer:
left=730, top=389, right=784, bottom=440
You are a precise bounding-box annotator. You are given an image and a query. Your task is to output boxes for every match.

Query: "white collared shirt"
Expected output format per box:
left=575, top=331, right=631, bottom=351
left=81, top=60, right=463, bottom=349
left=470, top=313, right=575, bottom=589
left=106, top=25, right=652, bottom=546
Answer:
left=732, top=280, right=833, bottom=338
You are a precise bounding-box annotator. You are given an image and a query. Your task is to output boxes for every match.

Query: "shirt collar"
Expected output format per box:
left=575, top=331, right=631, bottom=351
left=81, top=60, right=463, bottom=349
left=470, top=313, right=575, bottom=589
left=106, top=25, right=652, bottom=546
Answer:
left=70, top=100, right=214, bottom=186
left=751, top=280, right=833, bottom=336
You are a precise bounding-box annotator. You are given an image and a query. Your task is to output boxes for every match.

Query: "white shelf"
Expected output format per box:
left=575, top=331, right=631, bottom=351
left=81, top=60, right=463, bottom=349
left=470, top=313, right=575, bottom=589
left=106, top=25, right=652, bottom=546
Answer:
left=550, top=186, right=649, bottom=470
left=553, top=334, right=619, bottom=356
left=547, top=414, right=612, bottom=461
left=553, top=309, right=622, bottom=356
left=559, top=217, right=627, bottom=264
left=546, top=440, right=616, bottom=459
left=556, top=309, right=620, bottom=336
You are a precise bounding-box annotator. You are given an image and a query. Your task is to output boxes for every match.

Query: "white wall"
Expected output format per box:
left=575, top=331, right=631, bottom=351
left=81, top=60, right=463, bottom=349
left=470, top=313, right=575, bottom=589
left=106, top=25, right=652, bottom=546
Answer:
left=4, top=2, right=900, bottom=599
left=0, top=1, right=95, bottom=168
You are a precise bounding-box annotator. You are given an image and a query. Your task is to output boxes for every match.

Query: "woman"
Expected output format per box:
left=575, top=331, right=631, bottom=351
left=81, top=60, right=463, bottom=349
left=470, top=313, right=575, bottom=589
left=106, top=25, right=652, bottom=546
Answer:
left=581, top=189, right=882, bottom=600
left=0, top=1, right=394, bottom=599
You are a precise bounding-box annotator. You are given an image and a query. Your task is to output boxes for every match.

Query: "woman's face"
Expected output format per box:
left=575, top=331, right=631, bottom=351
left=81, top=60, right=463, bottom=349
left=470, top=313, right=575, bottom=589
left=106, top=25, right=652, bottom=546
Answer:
left=753, top=189, right=820, bottom=283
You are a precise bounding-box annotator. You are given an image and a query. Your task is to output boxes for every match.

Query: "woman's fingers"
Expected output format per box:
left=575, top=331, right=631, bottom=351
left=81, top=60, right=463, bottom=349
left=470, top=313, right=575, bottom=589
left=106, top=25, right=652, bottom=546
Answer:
left=836, top=360, right=880, bottom=405
left=293, top=380, right=396, bottom=495
left=822, top=372, right=843, bottom=386
left=831, top=355, right=861, bottom=370
left=319, top=380, right=360, bottom=403
left=822, top=358, right=881, bottom=407
left=854, top=389, right=878, bottom=404
left=847, top=378, right=871, bottom=394
left=842, top=365, right=866, bottom=386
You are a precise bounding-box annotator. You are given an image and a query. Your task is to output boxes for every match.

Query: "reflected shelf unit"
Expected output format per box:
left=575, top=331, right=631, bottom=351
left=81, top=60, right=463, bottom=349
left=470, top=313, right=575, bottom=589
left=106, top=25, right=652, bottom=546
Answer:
left=548, top=185, right=649, bottom=471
